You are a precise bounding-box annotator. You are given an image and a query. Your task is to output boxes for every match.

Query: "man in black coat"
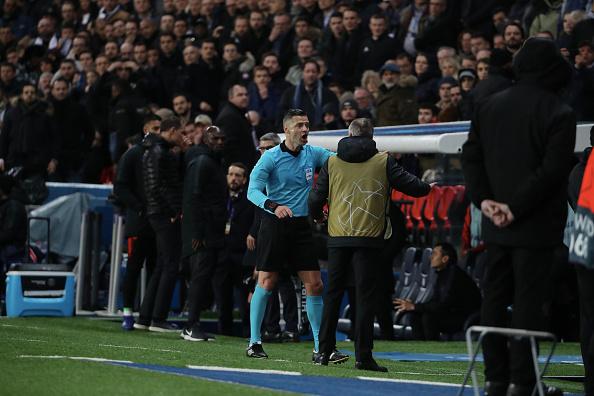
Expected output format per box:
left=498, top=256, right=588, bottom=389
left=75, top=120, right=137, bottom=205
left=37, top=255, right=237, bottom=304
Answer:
left=0, top=83, right=58, bottom=180
left=0, top=174, right=27, bottom=294
left=49, top=78, right=94, bottom=182
left=395, top=242, right=481, bottom=340
left=181, top=125, right=228, bottom=341
left=216, top=84, right=258, bottom=171
left=137, top=117, right=184, bottom=332
left=114, top=113, right=160, bottom=330
left=217, top=162, right=254, bottom=336
left=309, top=118, right=431, bottom=372
left=461, top=38, right=574, bottom=396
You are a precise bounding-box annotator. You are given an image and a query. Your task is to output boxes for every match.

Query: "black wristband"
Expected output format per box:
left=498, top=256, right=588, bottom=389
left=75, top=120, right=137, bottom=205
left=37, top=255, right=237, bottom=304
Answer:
left=264, top=200, right=279, bottom=212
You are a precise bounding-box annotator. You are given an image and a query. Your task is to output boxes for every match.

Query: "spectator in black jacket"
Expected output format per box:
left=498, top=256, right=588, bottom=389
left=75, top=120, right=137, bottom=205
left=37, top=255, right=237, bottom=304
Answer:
left=137, top=116, right=184, bottom=332
left=278, top=59, right=338, bottom=129
left=181, top=125, right=227, bottom=341
left=0, top=83, right=58, bottom=180
left=331, top=8, right=365, bottom=90
left=114, top=113, right=160, bottom=331
left=49, top=78, right=93, bottom=182
left=0, top=174, right=27, bottom=292
left=462, top=38, right=573, bottom=396
left=358, top=14, right=400, bottom=77
left=216, top=84, right=258, bottom=171
left=394, top=242, right=481, bottom=340
left=414, top=0, right=458, bottom=54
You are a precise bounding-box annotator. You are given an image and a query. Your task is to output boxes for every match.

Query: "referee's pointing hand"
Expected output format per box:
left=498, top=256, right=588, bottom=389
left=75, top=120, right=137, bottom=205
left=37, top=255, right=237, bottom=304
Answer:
left=274, top=205, right=293, bottom=219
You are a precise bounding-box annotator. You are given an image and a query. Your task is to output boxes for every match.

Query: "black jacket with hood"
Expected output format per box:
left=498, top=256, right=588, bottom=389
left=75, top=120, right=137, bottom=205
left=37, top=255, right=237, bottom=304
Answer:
left=462, top=38, right=576, bottom=247
left=309, top=136, right=430, bottom=247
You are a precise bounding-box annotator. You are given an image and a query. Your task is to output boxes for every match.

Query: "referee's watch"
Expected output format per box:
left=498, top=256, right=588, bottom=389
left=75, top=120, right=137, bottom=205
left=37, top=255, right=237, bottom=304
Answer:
left=264, top=200, right=279, bottom=212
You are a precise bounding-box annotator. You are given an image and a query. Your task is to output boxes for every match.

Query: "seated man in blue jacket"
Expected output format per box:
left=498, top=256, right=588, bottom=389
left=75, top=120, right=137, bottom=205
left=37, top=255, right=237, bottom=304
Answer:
left=394, top=242, right=481, bottom=340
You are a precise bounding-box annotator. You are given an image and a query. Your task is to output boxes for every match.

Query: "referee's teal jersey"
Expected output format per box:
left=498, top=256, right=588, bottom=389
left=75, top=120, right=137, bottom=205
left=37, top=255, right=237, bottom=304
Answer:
left=248, top=143, right=333, bottom=217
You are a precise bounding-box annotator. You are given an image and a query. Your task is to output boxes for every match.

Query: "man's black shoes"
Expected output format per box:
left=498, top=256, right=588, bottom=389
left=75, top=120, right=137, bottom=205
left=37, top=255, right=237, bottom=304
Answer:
left=181, top=327, right=213, bottom=341
left=355, top=359, right=388, bottom=372
left=313, top=349, right=350, bottom=365
left=507, top=383, right=563, bottom=396
left=484, top=381, right=508, bottom=396
left=246, top=343, right=268, bottom=359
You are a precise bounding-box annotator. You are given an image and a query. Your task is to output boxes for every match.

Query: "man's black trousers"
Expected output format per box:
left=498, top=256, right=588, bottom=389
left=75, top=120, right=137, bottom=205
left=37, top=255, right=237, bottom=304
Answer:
left=122, top=227, right=157, bottom=310
left=409, top=311, right=468, bottom=340
left=214, top=251, right=253, bottom=336
left=139, top=215, right=181, bottom=323
left=481, top=244, right=555, bottom=386
left=320, top=246, right=379, bottom=362
left=576, top=265, right=594, bottom=395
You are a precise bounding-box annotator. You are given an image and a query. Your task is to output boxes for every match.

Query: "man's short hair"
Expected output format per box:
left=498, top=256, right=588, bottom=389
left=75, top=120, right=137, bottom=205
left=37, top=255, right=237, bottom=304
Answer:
left=419, top=102, right=439, bottom=115
left=260, top=132, right=281, bottom=145
left=260, top=51, right=278, bottom=63
left=160, top=116, right=181, bottom=131
left=283, top=108, right=307, bottom=126
left=0, top=62, right=15, bottom=71
left=229, top=162, right=248, bottom=175
left=503, top=21, right=525, bottom=38
left=227, top=84, right=246, bottom=99
left=143, top=113, right=161, bottom=125
left=252, top=65, right=269, bottom=76
left=172, top=92, right=190, bottom=102
left=348, top=118, right=373, bottom=137
left=435, top=242, right=457, bottom=265
left=301, top=58, right=320, bottom=72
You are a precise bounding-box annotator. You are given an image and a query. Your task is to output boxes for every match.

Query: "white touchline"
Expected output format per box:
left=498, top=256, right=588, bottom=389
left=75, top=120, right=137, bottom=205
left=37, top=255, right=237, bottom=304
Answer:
left=357, top=377, right=460, bottom=387
left=2, top=337, right=47, bottom=343
left=18, top=355, right=133, bottom=364
left=187, top=365, right=302, bottom=376
left=0, top=324, right=42, bottom=330
left=390, top=372, right=462, bottom=376
left=99, top=344, right=183, bottom=353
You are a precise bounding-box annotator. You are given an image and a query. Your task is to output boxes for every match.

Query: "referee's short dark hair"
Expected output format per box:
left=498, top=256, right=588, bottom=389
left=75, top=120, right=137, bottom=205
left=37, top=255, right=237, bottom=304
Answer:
left=435, top=242, right=457, bottom=265
left=348, top=118, right=374, bottom=137
left=160, top=116, right=181, bottom=131
left=283, top=108, right=307, bottom=127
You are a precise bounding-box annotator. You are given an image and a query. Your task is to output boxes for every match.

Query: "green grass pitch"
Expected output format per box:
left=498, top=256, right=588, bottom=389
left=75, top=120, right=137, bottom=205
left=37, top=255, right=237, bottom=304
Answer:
left=0, top=317, right=586, bottom=395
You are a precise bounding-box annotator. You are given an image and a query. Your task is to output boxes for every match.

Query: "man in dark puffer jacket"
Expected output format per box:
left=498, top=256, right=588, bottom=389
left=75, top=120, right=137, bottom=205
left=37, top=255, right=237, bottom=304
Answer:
left=137, top=116, right=184, bottom=332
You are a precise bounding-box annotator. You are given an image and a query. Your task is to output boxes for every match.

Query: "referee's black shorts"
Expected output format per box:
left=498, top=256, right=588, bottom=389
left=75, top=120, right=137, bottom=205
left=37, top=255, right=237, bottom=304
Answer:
left=256, top=213, right=319, bottom=272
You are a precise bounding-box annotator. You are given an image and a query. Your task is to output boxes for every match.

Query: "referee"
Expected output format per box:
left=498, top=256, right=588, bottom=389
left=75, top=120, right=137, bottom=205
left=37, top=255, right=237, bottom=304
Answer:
left=245, top=108, right=347, bottom=364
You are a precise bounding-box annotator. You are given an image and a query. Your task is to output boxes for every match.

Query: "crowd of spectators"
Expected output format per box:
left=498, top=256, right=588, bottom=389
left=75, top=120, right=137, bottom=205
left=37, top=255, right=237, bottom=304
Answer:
left=0, top=0, right=594, bottom=185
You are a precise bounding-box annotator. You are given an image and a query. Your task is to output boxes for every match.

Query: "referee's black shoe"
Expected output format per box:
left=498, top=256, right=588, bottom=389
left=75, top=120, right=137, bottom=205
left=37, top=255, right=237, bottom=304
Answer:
left=355, top=359, right=388, bottom=372
left=313, top=349, right=349, bottom=365
left=246, top=343, right=268, bottom=359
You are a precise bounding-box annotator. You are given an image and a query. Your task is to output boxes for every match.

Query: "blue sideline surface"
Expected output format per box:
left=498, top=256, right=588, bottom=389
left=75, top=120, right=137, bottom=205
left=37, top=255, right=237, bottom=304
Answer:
left=106, top=361, right=463, bottom=395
